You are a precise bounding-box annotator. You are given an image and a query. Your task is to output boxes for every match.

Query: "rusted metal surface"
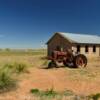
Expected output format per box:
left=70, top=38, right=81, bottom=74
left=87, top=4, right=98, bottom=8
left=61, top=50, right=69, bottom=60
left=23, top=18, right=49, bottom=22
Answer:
left=48, top=50, right=87, bottom=68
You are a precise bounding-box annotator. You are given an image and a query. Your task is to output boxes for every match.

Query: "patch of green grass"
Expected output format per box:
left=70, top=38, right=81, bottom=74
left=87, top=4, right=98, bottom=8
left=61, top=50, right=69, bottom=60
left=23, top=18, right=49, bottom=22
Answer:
left=30, top=88, right=75, bottom=100
left=0, top=63, right=28, bottom=74
left=1, top=63, right=14, bottom=73
left=30, top=89, right=39, bottom=94
left=0, top=71, right=17, bottom=93
left=0, top=62, right=29, bottom=93
left=88, top=93, right=100, bottom=100
left=14, top=63, right=27, bottom=73
left=30, top=88, right=58, bottom=99
left=30, top=89, right=100, bottom=100
left=42, top=88, right=57, bottom=97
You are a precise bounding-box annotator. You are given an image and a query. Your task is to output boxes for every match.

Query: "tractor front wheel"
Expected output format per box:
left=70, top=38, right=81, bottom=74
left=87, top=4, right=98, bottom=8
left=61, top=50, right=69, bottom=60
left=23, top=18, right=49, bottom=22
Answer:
left=48, top=61, right=57, bottom=68
left=63, top=60, right=69, bottom=66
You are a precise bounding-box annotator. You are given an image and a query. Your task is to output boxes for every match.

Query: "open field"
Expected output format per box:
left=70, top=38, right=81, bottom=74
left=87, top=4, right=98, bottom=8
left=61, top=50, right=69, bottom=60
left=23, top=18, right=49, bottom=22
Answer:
left=0, top=49, right=99, bottom=100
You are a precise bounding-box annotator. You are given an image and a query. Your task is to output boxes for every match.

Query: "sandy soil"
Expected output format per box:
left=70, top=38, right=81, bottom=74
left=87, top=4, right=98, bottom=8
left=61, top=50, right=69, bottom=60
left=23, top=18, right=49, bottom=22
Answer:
left=0, top=56, right=100, bottom=100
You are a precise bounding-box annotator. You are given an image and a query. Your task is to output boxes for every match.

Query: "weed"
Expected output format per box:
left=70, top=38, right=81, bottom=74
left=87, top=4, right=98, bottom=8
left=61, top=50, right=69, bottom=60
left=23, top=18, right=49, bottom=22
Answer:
left=0, top=63, right=28, bottom=74
left=1, top=63, right=14, bottom=73
left=42, top=88, right=57, bottom=97
left=30, top=88, right=76, bottom=100
left=30, top=88, right=58, bottom=98
left=88, top=93, right=100, bottom=100
left=30, top=89, right=39, bottom=94
left=0, top=71, right=17, bottom=93
left=14, top=63, right=27, bottom=73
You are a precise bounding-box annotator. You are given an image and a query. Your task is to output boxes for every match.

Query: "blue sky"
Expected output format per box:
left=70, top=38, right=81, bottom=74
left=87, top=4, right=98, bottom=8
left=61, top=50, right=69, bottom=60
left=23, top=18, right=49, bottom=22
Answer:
left=0, top=0, right=100, bottom=48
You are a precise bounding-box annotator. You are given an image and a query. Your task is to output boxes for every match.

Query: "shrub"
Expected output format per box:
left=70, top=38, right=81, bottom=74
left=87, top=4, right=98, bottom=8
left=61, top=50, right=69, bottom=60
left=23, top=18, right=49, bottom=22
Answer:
left=4, top=63, right=13, bottom=69
left=5, top=48, right=10, bottom=52
left=1, top=64, right=14, bottom=73
left=88, top=93, right=100, bottom=100
left=42, top=88, right=57, bottom=97
left=30, top=88, right=58, bottom=98
left=1, top=63, right=28, bottom=74
left=30, top=88, right=78, bottom=100
left=0, top=71, right=16, bottom=93
left=30, top=89, right=39, bottom=94
left=14, top=63, right=27, bottom=73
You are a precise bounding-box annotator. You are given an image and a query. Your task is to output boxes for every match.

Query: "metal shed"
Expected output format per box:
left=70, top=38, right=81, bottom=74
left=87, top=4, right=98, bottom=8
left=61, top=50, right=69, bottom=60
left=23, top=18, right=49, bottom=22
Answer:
left=47, top=32, right=100, bottom=58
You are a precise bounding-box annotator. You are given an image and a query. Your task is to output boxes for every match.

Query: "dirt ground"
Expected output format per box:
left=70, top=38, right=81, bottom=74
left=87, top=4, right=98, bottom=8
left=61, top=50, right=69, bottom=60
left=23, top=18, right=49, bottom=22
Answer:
left=0, top=55, right=100, bottom=100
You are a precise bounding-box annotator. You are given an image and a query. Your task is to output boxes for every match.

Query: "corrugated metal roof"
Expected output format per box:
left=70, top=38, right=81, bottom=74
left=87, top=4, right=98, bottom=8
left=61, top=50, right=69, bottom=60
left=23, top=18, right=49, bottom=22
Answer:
left=58, top=32, right=100, bottom=44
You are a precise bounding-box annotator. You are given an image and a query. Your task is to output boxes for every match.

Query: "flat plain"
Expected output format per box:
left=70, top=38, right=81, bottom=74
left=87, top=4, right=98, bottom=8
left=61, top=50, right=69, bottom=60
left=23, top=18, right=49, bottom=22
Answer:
left=0, top=49, right=100, bottom=100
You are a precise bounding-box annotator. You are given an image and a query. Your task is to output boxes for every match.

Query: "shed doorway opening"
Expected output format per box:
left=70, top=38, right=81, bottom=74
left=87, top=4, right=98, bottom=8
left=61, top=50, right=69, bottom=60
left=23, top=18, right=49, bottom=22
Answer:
left=93, top=45, right=96, bottom=53
left=77, top=45, right=80, bottom=52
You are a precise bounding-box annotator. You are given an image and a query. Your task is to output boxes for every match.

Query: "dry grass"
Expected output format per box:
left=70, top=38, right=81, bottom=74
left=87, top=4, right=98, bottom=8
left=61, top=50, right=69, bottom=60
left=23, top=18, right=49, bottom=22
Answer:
left=0, top=50, right=99, bottom=100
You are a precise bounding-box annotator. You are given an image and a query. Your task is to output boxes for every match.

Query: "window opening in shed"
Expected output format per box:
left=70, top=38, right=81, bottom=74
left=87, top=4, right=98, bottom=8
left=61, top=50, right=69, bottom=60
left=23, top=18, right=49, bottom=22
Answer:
left=93, top=45, right=96, bottom=52
left=77, top=45, right=80, bottom=52
left=85, top=45, right=89, bottom=52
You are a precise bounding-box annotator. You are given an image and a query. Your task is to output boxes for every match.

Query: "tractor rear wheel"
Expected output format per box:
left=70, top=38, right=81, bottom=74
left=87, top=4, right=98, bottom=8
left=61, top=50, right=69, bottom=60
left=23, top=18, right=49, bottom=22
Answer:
left=74, top=54, right=87, bottom=68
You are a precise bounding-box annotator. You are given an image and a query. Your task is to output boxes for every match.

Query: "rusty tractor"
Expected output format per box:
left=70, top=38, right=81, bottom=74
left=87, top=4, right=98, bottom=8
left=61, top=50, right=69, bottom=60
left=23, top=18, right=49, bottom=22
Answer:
left=48, top=50, right=87, bottom=68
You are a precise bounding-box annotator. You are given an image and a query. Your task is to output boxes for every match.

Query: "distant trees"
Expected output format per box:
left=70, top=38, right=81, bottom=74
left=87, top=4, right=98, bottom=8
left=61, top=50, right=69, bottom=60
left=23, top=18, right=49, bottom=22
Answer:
left=5, top=48, right=10, bottom=52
